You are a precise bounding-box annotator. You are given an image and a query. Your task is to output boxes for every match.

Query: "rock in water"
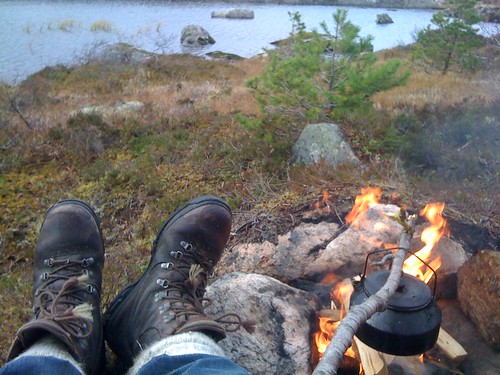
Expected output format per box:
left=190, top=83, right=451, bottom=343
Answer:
left=181, top=25, right=215, bottom=46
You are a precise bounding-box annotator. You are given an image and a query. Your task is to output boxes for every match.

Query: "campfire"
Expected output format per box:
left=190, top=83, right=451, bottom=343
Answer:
left=313, top=188, right=467, bottom=374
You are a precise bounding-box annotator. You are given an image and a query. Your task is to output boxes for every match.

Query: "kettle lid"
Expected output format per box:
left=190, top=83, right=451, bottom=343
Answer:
left=363, top=270, right=432, bottom=311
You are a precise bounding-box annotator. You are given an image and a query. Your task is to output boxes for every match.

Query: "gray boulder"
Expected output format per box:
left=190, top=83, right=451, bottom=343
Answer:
left=211, top=8, right=254, bottom=19
left=98, top=43, right=152, bottom=65
left=180, top=25, right=215, bottom=47
left=376, top=13, right=394, bottom=24
left=291, top=123, right=359, bottom=167
left=205, top=272, right=318, bottom=375
left=219, top=221, right=340, bottom=283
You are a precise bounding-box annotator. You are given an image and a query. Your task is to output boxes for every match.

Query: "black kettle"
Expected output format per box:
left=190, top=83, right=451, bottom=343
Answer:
left=349, top=256, right=441, bottom=356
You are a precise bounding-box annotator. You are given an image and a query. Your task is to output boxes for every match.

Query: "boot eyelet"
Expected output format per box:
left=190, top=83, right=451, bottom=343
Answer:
left=87, top=285, right=96, bottom=294
left=154, top=291, right=169, bottom=302
left=82, top=257, right=94, bottom=267
left=157, top=279, right=170, bottom=288
left=82, top=269, right=90, bottom=276
left=161, top=262, right=174, bottom=270
left=162, top=310, right=175, bottom=323
left=170, top=251, right=183, bottom=259
left=44, top=258, right=54, bottom=267
left=180, top=241, right=193, bottom=251
left=41, top=272, right=49, bottom=280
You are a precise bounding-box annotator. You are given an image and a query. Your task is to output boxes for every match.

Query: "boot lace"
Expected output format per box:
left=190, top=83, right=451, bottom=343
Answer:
left=155, top=241, right=255, bottom=334
left=34, top=257, right=97, bottom=339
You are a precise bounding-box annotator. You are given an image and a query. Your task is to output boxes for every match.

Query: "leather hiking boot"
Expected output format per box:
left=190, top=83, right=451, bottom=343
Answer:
left=7, top=200, right=105, bottom=375
left=104, top=196, right=233, bottom=366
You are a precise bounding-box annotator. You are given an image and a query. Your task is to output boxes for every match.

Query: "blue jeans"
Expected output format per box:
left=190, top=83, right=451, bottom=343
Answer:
left=0, top=354, right=248, bottom=375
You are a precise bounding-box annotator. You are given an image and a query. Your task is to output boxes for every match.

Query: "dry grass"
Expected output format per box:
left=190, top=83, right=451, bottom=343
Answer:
left=374, top=70, right=499, bottom=114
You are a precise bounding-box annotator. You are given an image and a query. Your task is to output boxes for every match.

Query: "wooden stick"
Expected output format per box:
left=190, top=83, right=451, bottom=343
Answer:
left=340, top=279, right=389, bottom=375
left=436, top=327, right=468, bottom=363
left=313, top=214, right=417, bottom=375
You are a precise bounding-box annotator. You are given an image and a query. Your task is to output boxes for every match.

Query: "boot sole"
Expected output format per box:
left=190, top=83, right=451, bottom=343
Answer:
left=104, top=196, right=231, bottom=321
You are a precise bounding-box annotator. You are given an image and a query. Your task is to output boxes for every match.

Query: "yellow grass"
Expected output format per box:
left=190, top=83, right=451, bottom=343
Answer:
left=374, top=70, right=499, bottom=114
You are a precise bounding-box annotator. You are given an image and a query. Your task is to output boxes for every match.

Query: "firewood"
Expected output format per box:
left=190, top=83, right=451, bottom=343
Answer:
left=318, top=309, right=341, bottom=322
left=352, top=337, right=389, bottom=375
left=436, top=327, right=468, bottom=363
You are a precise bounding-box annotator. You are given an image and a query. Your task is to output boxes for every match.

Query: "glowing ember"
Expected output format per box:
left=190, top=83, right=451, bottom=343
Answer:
left=345, top=187, right=382, bottom=225
left=403, top=203, right=449, bottom=283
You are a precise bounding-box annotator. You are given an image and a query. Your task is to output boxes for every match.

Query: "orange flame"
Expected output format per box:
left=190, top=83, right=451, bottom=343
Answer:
left=345, top=187, right=381, bottom=225
left=315, top=281, right=356, bottom=359
left=314, top=189, right=332, bottom=213
left=403, top=203, right=449, bottom=283
left=314, top=317, right=339, bottom=355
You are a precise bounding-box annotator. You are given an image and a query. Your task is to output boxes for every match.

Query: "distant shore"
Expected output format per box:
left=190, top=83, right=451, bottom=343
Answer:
left=190, top=0, right=445, bottom=10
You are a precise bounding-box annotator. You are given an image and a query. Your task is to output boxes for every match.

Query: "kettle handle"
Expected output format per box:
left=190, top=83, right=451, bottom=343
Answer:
left=361, top=248, right=438, bottom=297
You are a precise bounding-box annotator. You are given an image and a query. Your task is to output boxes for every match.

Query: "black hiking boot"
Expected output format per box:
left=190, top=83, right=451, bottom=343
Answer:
left=7, top=200, right=105, bottom=375
left=104, top=196, right=233, bottom=366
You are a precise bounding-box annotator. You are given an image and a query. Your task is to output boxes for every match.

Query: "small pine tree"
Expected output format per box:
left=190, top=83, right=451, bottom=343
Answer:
left=247, top=9, right=409, bottom=121
left=412, top=0, right=484, bottom=75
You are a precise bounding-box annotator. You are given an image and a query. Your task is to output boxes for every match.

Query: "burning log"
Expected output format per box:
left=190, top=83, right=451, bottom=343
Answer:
left=312, top=214, right=417, bottom=375
left=436, top=327, right=468, bottom=363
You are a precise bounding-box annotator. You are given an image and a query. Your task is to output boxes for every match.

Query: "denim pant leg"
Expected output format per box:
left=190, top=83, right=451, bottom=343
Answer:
left=0, top=356, right=82, bottom=375
left=136, top=353, right=249, bottom=375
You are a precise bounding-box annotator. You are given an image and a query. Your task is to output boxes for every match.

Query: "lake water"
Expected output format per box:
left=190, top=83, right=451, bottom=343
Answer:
left=0, top=0, right=438, bottom=83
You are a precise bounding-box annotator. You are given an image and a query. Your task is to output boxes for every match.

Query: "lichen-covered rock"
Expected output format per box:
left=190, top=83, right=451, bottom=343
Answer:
left=291, top=123, right=359, bottom=168
left=457, top=250, right=500, bottom=350
left=180, top=25, right=215, bottom=47
left=205, top=272, right=318, bottom=375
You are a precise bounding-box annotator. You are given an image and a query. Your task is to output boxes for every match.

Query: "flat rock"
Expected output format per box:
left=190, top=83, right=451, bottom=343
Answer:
left=205, top=272, right=318, bottom=375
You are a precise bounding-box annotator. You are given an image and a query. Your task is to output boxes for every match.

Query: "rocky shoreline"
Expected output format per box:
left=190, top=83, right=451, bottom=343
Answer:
left=191, top=0, right=445, bottom=10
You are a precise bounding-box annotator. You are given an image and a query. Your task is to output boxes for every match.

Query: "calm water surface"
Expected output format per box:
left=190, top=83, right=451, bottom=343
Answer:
left=0, top=0, right=437, bottom=83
